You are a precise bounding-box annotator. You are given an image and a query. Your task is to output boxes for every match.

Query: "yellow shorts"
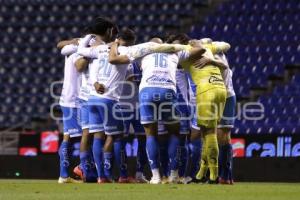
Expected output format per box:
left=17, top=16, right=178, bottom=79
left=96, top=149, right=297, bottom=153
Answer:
left=194, top=66, right=227, bottom=128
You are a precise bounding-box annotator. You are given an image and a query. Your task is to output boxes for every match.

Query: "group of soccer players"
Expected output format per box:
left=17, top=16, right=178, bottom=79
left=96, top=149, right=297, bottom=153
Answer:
left=56, top=16, right=236, bottom=185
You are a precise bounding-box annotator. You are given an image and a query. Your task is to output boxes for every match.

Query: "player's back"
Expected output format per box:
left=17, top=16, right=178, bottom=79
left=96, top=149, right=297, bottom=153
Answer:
left=59, top=53, right=81, bottom=107
left=90, top=46, right=129, bottom=101
left=119, top=62, right=141, bottom=106
left=216, top=53, right=235, bottom=97
left=139, top=52, right=180, bottom=92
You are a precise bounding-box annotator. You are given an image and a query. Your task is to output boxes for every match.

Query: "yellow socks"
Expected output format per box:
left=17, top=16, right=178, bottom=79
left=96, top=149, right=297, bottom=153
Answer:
left=205, top=133, right=219, bottom=181
left=196, top=138, right=208, bottom=180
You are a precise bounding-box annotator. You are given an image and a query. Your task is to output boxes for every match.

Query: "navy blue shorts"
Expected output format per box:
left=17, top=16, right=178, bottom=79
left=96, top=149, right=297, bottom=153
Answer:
left=219, top=95, right=236, bottom=129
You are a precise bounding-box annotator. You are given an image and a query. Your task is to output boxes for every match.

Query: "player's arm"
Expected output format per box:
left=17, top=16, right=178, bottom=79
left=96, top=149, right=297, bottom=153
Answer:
left=75, top=34, right=96, bottom=72
left=57, top=38, right=79, bottom=50
left=89, top=56, right=105, bottom=94
left=109, top=41, right=131, bottom=64
left=109, top=41, right=190, bottom=64
left=203, top=42, right=231, bottom=54
left=61, top=44, right=78, bottom=56
left=184, top=45, right=206, bottom=61
left=75, top=57, right=89, bottom=72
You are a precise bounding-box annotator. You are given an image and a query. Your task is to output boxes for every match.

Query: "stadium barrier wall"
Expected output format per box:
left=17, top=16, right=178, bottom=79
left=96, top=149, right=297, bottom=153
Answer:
left=0, top=133, right=300, bottom=182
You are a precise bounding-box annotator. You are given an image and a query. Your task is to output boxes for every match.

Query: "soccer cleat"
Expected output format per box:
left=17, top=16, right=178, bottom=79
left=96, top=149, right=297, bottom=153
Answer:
left=178, top=177, right=185, bottom=184
left=161, top=176, right=169, bottom=184
left=73, top=165, right=83, bottom=179
left=208, top=178, right=219, bottom=184
left=230, top=179, right=234, bottom=185
left=219, top=177, right=231, bottom=185
left=168, top=170, right=179, bottom=184
left=149, top=176, right=161, bottom=184
left=118, top=177, right=129, bottom=183
left=168, top=176, right=180, bottom=184
left=127, top=176, right=137, bottom=183
left=135, top=174, right=149, bottom=184
left=97, top=178, right=112, bottom=184
left=118, top=177, right=136, bottom=183
left=184, top=176, right=202, bottom=184
left=195, top=177, right=208, bottom=184
left=58, top=177, right=82, bottom=184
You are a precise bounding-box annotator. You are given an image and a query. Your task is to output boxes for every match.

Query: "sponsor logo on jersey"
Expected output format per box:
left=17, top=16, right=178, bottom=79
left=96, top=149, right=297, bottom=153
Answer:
left=208, top=75, right=223, bottom=83
left=146, top=75, right=173, bottom=85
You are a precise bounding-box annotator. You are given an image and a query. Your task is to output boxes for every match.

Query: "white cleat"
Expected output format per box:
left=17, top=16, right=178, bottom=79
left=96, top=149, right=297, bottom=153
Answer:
left=58, top=177, right=82, bottom=184
left=168, top=170, right=180, bottom=184
left=182, top=176, right=193, bottom=184
left=135, top=173, right=149, bottom=184
left=149, top=176, right=161, bottom=184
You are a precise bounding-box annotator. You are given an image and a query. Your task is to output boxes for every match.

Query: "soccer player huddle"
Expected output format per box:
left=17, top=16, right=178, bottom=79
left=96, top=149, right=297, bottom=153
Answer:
left=57, top=17, right=236, bottom=185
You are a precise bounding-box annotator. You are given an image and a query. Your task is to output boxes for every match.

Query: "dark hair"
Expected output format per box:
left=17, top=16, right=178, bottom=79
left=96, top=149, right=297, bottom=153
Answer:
left=168, top=33, right=190, bottom=44
left=118, top=28, right=136, bottom=43
left=85, top=16, right=118, bottom=36
left=165, top=34, right=176, bottom=43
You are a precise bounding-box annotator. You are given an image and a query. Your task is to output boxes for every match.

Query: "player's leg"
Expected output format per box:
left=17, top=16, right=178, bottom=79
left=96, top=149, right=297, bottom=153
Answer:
left=165, top=122, right=180, bottom=183
left=185, top=90, right=202, bottom=183
left=143, top=122, right=160, bottom=184
left=196, top=87, right=226, bottom=184
left=177, top=120, right=190, bottom=182
left=58, top=106, right=82, bottom=183
left=163, top=90, right=181, bottom=183
left=139, top=88, right=161, bottom=184
left=120, top=107, right=136, bottom=182
left=217, top=95, right=236, bottom=184
left=157, top=127, right=169, bottom=184
left=103, top=135, right=114, bottom=182
left=132, top=114, right=148, bottom=183
left=186, top=127, right=202, bottom=184
left=175, top=86, right=190, bottom=182
left=88, top=98, right=107, bottom=183
left=77, top=99, right=97, bottom=182
left=103, top=99, right=128, bottom=183
left=135, top=134, right=148, bottom=183
left=58, top=133, right=71, bottom=182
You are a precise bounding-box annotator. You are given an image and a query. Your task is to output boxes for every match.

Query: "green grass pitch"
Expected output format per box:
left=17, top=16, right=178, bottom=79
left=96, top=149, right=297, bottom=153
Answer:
left=0, top=180, right=300, bottom=200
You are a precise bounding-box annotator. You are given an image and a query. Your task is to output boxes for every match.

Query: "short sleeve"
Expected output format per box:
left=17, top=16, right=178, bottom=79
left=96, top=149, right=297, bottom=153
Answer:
left=177, top=50, right=190, bottom=62
left=61, top=44, right=78, bottom=56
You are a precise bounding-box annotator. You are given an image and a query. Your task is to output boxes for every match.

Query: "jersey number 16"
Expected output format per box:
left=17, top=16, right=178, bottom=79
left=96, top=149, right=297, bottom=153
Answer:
left=153, top=54, right=168, bottom=68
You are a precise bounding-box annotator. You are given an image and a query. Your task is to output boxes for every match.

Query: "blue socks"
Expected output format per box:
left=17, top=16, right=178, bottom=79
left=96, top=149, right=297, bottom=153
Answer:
left=219, top=144, right=233, bottom=180
left=188, top=139, right=202, bottom=178
left=168, top=135, right=180, bottom=171
left=59, top=141, right=70, bottom=178
left=92, top=138, right=105, bottom=179
left=114, top=139, right=128, bottom=178
left=136, top=138, right=147, bottom=173
left=80, top=151, right=97, bottom=182
left=178, top=139, right=188, bottom=177
left=146, top=136, right=159, bottom=170
left=103, top=152, right=113, bottom=179
left=158, top=138, right=169, bottom=177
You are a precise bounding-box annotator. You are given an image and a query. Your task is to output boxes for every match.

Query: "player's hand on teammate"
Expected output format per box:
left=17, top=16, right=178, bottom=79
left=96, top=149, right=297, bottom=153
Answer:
left=188, top=39, right=204, bottom=48
left=110, top=39, right=120, bottom=48
left=94, top=82, right=105, bottom=94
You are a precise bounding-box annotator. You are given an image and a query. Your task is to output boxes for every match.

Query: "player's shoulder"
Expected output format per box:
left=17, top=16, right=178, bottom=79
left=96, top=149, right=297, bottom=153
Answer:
left=118, top=46, right=129, bottom=55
